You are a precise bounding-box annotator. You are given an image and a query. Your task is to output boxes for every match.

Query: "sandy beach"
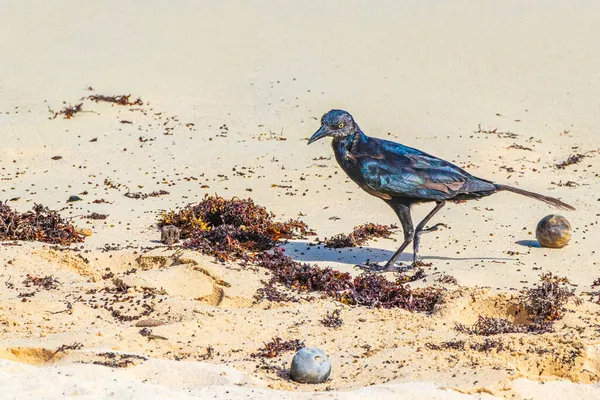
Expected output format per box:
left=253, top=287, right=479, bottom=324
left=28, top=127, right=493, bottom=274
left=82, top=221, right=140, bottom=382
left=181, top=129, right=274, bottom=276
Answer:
left=1, top=1, right=600, bottom=398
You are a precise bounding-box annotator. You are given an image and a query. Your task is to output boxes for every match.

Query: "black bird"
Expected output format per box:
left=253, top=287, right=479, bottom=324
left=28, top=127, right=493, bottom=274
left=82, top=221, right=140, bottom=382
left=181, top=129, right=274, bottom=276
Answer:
left=308, top=109, right=575, bottom=269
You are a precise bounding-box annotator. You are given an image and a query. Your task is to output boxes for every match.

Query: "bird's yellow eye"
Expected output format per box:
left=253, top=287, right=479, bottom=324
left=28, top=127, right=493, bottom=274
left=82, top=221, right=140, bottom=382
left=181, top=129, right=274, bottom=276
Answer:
left=338, top=123, right=345, bottom=129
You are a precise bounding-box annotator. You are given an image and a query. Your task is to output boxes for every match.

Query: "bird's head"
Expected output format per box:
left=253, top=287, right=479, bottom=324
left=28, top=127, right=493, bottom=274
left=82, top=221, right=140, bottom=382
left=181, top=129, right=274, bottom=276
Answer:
left=308, top=109, right=355, bottom=144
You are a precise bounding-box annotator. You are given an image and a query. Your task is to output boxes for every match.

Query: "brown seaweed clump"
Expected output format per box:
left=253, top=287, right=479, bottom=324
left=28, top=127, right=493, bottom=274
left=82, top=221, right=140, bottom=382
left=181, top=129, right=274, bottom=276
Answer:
left=158, top=195, right=314, bottom=261
left=455, top=316, right=553, bottom=336
left=251, top=337, right=305, bottom=359
left=255, top=249, right=442, bottom=311
left=87, top=94, right=143, bottom=106
left=0, top=203, right=84, bottom=245
left=324, top=223, right=396, bottom=248
left=523, top=272, right=577, bottom=323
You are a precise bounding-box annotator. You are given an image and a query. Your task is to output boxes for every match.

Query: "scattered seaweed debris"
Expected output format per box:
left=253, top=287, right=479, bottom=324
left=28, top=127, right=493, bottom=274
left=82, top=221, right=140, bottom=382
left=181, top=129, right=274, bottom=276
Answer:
left=87, top=94, right=143, bottom=106
left=255, top=249, right=442, bottom=311
left=251, top=337, right=305, bottom=359
left=323, top=223, right=396, bottom=248
left=54, top=342, right=83, bottom=356
left=523, top=272, right=578, bottom=323
left=124, top=190, right=169, bottom=200
left=23, top=274, right=60, bottom=290
left=91, top=352, right=148, bottom=368
left=435, top=274, right=459, bottom=285
left=49, top=103, right=83, bottom=119
left=455, top=316, right=553, bottom=336
left=158, top=195, right=314, bottom=261
left=84, top=212, right=108, bottom=220
left=507, top=144, right=532, bottom=151
left=555, top=154, right=586, bottom=169
left=0, top=203, right=84, bottom=245
left=320, top=309, right=343, bottom=329
left=474, top=124, right=519, bottom=139
left=426, top=339, right=506, bottom=353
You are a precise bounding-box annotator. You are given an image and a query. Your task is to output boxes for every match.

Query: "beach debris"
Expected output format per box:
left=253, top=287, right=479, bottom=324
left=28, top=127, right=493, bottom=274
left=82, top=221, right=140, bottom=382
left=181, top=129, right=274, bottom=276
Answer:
left=92, top=352, right=147, bottom=368
left=254, top=249, right=442, bottom=311
left=23, top=274, right=60, bottom=290
left=323, top=223, right=396, bottom=248
left=290, top=347, right=331, bottom=384
left=252, top=337, right=305, bottom=359
left=75, top=227, right=93, bottom=237
left=160, top=225, right=180, bottom=245
left=474, top=124, right=518, bottom=139
left=49, top=103, right=83, bottom=119
left=87, top=94, right=143, bottom=106
left=159, top=195, right=314, bottom=261
left=455, top=316, right=553, bottom=336
left=139, top=328, right=168, bottom=341
left=67, top=195, right=83, bottom=203
left=523, top=272, right=577, bottom=323
left=507, top=144, right=532, bottom=151
left=555, top=153, right=585, bottom=169
left=536, top=214, right=572, bottom=248
left=135, top=318, right=164, bottom=328
left=53, top=342, right=83, bottom=356
left=51, top=156, right=63, bottom=160
left=0, top=203, right=84, bottom=245
left=84, top=212, right=108, bottom=220
left=320, top=309, right=343, bottom=329
left=125, top=190, right=169, bottom=200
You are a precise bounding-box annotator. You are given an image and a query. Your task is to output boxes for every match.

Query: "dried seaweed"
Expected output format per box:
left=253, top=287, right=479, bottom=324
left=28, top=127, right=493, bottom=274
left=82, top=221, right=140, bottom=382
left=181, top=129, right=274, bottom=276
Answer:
left=251, top=337, right=305, bottom=358
left=255, top=249, right=442, bottom=311
left=54, top=342, right=83, bottom=355
left=324, top=223, right=395, bottom=248
left=87, top=94, right=143, bottom=106
left=0, top=203, right=84, bottom=245
left=555, top=154, right=586, bottom=169
left=320, top=309, right=343, bottom=328
left=92, top=352, right=147, bottom=368
left=522, top=272, right=577, bottom=323
left=507, top=144, right=532, bottom=151
left=49, top=103, right=83, bottom=119
left=475, top=125, right=519, bottom=139
left=84, top=212, right=108, bottom=220
left=124, top=190, right=169, bottom=200
left=455, top=316, right=553, bottom=336
left=158, top=195, right=314, bottom=261
left=23, top=274, right=60, bottom=290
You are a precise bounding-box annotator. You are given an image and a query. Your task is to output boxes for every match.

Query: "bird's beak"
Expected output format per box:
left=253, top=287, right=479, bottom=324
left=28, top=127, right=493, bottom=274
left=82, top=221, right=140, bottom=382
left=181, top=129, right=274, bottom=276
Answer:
left=307, top=125, right=332, bottom=145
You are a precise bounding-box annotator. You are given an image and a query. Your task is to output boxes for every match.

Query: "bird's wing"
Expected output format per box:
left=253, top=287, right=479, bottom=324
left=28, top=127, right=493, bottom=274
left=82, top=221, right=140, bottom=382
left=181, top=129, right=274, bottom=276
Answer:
left=355, top=140, right=491, bottom=200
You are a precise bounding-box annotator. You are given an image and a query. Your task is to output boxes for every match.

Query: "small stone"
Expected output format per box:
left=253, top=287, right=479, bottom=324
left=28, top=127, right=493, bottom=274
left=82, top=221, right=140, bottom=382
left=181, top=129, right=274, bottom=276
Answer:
left=67, top=195, right=83, bottom=202
left=161, top=225, right=181, bottom=245
left=51, top=156, right=63, bottom=160
left=290, top=347, right=331, bottom=384
left=135, top=318, right=164, bottom=328
left=536, top=214, right=572, bottom=248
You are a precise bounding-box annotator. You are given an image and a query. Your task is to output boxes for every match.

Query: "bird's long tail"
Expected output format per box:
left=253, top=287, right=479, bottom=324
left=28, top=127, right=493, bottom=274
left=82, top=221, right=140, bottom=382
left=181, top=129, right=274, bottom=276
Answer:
left=494, top=184, right=575, bottom=211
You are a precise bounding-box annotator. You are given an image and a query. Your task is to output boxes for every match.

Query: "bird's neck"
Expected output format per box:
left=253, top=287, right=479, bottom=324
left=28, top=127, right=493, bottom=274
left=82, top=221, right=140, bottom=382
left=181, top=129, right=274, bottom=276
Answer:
left=331, top=130, right=366, bottom=165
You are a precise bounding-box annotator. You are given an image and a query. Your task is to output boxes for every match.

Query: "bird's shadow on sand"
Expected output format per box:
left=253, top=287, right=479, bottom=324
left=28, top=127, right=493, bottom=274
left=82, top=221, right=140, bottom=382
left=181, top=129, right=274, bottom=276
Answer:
left=281, top=240, right=511, bottom=265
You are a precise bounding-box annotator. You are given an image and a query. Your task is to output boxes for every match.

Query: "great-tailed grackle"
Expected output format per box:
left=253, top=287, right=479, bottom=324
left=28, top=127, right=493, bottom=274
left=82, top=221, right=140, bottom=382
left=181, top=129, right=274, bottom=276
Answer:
left=308, top=110, right=575, bottom=269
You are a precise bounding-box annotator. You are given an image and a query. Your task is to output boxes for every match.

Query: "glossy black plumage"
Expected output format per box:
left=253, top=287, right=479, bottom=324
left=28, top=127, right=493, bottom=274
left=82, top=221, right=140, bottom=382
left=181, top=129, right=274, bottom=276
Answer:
left=309, top=110, right=574, bottom=269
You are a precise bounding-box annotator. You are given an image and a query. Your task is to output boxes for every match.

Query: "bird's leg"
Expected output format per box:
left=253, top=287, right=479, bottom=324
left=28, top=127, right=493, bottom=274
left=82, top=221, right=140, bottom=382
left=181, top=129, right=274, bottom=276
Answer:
left=412, top=201, right=446, bottom=264
left=383, top=202, right=414, bottom=270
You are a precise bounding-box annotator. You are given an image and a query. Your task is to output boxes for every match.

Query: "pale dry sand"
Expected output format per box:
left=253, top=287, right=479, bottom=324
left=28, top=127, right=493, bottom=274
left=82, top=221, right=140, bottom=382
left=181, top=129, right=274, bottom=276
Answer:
left=1, top=1, right=600, bottom=399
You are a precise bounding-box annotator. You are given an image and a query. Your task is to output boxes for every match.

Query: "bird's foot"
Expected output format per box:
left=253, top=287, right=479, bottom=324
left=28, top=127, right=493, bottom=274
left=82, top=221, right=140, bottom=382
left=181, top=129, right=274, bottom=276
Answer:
left=419, top=223, right=448, bottom=234
left=355, top=261, right=412, bottom=273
